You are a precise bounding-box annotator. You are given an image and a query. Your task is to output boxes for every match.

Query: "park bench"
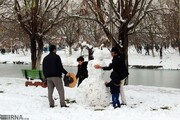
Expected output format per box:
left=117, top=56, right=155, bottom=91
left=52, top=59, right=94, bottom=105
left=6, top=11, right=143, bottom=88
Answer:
left=21, top=69, right=47, bottom=88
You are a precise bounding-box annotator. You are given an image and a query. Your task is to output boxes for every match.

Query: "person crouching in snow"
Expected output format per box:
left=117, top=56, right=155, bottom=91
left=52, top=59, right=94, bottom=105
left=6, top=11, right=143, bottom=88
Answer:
left=105, top=80, right=120, bottom=108
left=76, top=56, right=88, bottom=87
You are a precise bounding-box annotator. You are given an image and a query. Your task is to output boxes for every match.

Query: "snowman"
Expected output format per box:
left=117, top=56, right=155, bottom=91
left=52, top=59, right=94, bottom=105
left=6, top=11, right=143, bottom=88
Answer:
left=76, top=48, right=111, bottom=108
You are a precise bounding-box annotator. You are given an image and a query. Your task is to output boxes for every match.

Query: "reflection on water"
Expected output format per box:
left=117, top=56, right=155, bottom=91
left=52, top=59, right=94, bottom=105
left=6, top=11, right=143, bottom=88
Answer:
left=0, top=64, right=77, bottom=78
left=0, top=64, right=31, bottom=78
left=0, top=64, right=180, bottom=88
left=128, top=69, right=180, bottom=89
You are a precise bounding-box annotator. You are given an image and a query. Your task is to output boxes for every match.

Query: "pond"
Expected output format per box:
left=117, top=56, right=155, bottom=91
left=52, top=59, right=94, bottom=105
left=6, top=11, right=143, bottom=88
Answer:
left=0, top=64, right=180, bottom=89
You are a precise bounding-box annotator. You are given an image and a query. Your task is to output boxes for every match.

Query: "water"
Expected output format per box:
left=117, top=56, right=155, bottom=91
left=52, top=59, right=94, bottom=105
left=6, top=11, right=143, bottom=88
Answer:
left=0, top=64, right=180, bottom=89
left=0, top=64, right=77, bottom=78
left=128, top=69, right=180, bottom=88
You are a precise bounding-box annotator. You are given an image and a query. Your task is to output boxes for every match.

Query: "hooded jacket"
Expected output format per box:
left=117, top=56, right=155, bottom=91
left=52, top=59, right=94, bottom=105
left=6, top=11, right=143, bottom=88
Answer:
left=76, top=61, right=88, bottom=79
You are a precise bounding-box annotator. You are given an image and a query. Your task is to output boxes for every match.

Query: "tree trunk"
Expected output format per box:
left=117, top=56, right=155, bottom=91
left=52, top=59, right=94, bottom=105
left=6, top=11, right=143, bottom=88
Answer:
left=36, top=37, right=43, bottom=69
left=151, top=45, right=155, bottom=57
left=80, top=47, right=83, bottom=56
left=151, top=49, right=155, bottom=57
left=160, top=44, right=163, bottom=59
left=150, top=32, right=155, bottom=57
left=178, top=40, right=180, bottom=55
left=30, top=36, right=37, bottom=69
left=69, top=45, right=72, bottom=55
left=30, top=35, right=43, bottom=69
left=101, top=25, right=129, bottom=85
left=88, top=47, right=94, bottom=61
left=119, top=28, right=129, bottom=85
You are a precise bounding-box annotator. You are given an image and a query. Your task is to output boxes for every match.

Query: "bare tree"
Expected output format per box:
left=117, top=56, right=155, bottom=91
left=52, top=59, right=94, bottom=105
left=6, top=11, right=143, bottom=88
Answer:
left=80, top=0, right=153, bottom=84
left=82, top=0, right=153, bottom=64
left=14, top=0, right=69, bottom=69
left=166, top=0, right=179, bottom=54
left=75, top=1, right=104, bottom=60
left=129, top=0, right=179, bottom=58
left=0, top=0, right=4, bottom=5
left=0, top=21, right=29, bottom=53
left=59, top=18, right=79, bottom=55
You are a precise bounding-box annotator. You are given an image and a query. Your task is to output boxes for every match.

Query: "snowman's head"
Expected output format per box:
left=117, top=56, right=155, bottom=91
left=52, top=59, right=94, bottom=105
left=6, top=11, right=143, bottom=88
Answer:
left=93, top=49, right=104, bottom=60
left=87, top=59, right=104, bottom=76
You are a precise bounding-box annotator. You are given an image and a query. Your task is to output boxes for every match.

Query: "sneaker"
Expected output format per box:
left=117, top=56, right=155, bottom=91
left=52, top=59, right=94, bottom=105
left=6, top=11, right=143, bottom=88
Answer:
left=61, top=105, right=69, bottom=108
left=114, top=106, right=121, bottom=109
left=50, top=105, right=55, bottom=108
left=120, top=103, right=127, bottom=106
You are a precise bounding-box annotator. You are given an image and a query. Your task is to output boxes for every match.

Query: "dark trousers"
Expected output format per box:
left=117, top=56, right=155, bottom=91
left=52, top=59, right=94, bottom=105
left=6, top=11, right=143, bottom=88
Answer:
left=112, top=93, right=120, bottom=108
left=77, top=78, right=84, bottom=87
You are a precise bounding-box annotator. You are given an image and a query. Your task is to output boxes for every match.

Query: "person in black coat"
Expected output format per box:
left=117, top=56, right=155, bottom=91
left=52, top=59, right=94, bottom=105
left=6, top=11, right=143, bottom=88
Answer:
left=95, top=47, right=129, bottom=108
left=43, top=45, right=69, bottom=108
left=76, top=56, right=88, bottom=87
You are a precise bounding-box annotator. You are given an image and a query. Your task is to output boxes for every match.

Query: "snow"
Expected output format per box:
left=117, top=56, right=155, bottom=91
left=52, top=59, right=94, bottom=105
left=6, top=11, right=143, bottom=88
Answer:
left=76, top=49, right=111, bottom=107
left=0, top=78, right=180, bottom=120
left=0, top=46, right=180, bottom=120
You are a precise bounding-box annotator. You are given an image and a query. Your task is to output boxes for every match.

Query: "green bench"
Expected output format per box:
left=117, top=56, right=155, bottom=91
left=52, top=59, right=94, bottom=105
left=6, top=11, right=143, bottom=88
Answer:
left=21, top=69, right=45, bottom=81
left=21, top=69, right=47, bottom=88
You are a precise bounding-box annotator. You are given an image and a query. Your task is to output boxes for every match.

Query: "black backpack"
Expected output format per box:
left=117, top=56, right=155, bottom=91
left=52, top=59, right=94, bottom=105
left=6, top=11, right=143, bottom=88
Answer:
left=63, top=75, right=73, bottom=87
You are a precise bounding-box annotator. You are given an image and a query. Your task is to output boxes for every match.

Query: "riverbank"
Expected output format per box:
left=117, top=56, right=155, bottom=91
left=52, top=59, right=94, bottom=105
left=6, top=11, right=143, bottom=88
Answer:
left=0, top=46, right=179, bottom=70
left=128, top=46, right=180, bottom=70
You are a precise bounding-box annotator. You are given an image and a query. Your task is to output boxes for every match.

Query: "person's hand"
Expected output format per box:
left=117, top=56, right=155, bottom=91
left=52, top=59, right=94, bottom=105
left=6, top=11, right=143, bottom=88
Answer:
left=104, top=81, right=108, bottom=87
left=66, top=73, right=70, bottom=77
left=94, top=64, right=102, bottom=69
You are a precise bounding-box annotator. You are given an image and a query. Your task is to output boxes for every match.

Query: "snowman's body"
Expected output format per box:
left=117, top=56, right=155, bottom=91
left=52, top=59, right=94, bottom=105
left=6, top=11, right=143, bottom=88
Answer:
left=76, top=49, right=111, bottom=107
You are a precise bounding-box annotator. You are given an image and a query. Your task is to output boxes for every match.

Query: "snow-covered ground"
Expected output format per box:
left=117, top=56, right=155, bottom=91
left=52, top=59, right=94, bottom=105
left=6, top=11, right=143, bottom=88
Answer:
left=0, top=78, right=180, bottom=120
left=0, top=46, right=180, bottom=120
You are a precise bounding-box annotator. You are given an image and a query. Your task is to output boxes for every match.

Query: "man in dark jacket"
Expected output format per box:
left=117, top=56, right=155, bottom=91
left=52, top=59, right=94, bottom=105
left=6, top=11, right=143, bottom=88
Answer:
left=76, top=56, right=88, bottom=87
left=43, top=45, right=69, bottom=108
left=95, top=47, right=129, bottom=106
